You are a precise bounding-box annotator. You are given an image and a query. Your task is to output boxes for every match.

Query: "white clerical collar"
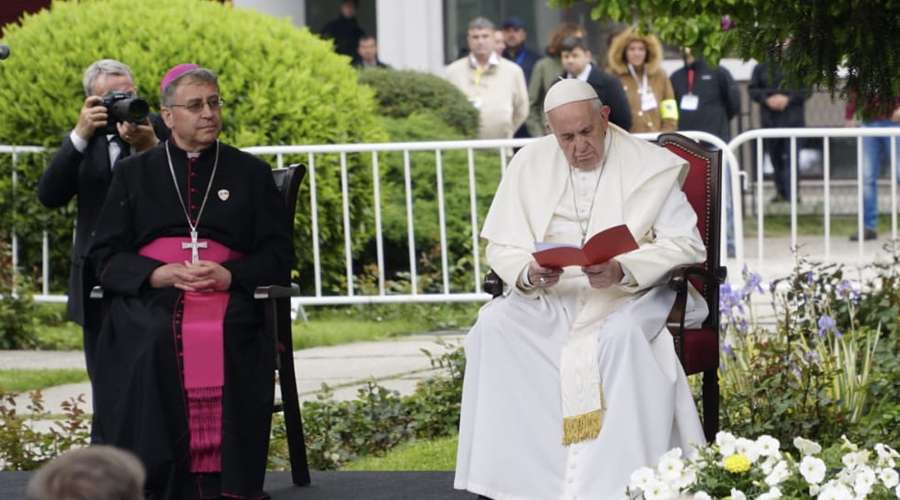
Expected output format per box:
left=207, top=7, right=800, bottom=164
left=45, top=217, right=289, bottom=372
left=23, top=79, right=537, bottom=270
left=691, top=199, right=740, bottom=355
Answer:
left=469, top=52, right=499, bottom=70
left=567, top=63, right=592, bottom=82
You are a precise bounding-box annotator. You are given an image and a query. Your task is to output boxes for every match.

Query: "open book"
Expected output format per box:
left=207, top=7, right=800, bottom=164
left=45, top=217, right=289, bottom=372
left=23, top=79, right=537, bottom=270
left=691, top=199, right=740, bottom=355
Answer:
left=532, top=224, right=639, bottom=268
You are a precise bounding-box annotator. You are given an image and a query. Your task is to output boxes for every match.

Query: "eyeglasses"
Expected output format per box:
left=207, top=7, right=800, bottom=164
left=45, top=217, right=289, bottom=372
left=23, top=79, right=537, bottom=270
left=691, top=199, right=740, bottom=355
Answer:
left=167, top=96, right=225, bottom=113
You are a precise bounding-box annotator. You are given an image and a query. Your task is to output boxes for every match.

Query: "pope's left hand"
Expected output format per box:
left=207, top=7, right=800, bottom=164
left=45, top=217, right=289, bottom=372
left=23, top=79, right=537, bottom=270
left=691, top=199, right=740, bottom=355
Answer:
left=582, top=260, right=623, bottom=289
left=178, top=260, right=232, bottom=292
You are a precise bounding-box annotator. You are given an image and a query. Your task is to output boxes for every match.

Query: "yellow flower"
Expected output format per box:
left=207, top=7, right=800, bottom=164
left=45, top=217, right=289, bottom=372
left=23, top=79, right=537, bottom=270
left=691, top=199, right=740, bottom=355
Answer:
left=723, top=453, right=752, bottom=473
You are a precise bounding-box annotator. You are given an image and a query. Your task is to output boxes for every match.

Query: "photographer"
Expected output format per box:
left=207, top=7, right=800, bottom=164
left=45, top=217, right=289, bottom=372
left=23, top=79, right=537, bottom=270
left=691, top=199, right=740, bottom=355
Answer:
left=37, top=59, right=167, bottom=443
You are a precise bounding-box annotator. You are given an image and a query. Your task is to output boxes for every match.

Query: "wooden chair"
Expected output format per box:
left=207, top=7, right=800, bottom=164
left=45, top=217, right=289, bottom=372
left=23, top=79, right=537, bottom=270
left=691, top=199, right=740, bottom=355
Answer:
left=91, top=163, right=311, bottom=485
left=482, top=133, right=726, bottom=441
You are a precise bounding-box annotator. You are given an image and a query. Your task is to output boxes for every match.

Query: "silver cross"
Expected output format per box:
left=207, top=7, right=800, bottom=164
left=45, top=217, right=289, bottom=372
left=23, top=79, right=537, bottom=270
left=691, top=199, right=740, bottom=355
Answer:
left=181, top=230, right=208, bottom=264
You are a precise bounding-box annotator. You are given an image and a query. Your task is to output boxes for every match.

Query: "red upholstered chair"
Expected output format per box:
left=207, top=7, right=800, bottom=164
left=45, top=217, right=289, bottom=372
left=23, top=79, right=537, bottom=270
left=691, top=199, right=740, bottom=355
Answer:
left=482, top=133, right=726, bottom=441
left=656, top=133, right=727, bottom=442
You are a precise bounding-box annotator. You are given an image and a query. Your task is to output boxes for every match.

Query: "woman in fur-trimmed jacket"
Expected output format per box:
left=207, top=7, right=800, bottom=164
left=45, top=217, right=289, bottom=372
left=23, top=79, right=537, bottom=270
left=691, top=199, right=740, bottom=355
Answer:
left=607, top=28, right=678, bottom=133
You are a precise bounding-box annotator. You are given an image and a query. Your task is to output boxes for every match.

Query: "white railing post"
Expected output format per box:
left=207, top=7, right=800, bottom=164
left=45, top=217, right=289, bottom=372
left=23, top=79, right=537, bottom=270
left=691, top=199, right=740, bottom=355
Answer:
left=340, top=152, right=354, bottom=295
left=372, top=151, right=385, bottom=296
left=403, top=150, right=418, bottom=295
left=467, top=148, right=481, bottom=293
left=435, top=149, right=450, bottom=295
left=308, top=153, right=322, bottom=297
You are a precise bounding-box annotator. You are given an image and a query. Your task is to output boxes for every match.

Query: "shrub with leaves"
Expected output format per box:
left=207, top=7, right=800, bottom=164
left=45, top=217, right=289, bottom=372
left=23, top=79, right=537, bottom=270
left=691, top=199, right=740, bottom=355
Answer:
left=0, top=240, right=38, bottom=349
left=0, top=391, right=90, bottom=470
left=0, top=0, right=387, bottom=293
left=359, top=69, right=479, bottom=138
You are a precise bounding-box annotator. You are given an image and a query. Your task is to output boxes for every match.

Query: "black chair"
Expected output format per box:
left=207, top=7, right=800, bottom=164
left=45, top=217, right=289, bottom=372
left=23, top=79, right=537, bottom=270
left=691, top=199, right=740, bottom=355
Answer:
left=91, top=163, right=311, bottom=486
left=483, top=133, right=726, bottom=441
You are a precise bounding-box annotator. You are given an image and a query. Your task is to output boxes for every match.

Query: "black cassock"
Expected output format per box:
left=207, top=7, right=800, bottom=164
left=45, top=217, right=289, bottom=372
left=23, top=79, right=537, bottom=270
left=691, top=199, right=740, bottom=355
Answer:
left=88, top=140, right=294, bottom=499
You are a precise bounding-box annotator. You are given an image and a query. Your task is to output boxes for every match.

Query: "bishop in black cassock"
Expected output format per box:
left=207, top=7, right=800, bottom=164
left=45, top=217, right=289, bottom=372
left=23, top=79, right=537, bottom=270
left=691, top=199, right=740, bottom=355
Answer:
left=88, top=64, right=293, bottom=499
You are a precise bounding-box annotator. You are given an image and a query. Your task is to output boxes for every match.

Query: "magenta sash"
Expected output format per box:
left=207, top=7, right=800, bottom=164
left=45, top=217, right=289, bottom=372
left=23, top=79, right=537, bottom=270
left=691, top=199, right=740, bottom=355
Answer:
left=139, top=237, right=243, bottom=473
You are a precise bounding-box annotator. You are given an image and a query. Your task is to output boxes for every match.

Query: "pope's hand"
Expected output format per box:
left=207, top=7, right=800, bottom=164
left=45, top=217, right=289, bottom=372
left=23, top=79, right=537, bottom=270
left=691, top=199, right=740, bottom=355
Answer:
left=527, top=261, right=562, bottom=289
left=582, top=260, right=623, bottom=289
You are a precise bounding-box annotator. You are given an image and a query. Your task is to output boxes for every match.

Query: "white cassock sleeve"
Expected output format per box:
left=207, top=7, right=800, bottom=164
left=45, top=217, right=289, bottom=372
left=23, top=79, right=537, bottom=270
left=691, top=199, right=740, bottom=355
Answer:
left=614, top=184, right=706, bottom=292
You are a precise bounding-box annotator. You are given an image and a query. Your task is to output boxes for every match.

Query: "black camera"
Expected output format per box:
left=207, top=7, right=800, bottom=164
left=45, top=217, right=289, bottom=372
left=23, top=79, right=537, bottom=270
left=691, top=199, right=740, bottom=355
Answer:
left=99, top=91, right=150, bottom=136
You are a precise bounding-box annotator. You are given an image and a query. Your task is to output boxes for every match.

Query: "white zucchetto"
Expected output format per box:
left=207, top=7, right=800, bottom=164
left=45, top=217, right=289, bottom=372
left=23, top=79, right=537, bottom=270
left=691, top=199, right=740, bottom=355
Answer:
left=543, top=79, right=601, bottom=113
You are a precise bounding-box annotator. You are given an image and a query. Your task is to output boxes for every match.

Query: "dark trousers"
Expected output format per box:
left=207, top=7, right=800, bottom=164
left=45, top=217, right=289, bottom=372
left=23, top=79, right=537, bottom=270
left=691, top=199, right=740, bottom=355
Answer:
left=766, top=138, right=794, bottom=200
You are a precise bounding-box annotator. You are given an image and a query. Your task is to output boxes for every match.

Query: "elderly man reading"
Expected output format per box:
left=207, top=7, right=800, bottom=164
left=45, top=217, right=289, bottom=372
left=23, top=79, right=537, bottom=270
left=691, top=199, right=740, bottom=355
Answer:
left=454, top=79, right=708, bottom=499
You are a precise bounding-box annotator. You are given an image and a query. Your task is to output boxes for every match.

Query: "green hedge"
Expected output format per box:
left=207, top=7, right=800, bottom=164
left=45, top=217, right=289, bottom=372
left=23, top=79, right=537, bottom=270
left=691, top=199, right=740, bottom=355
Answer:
left=0, top=0, right=387, bottom=293
left=359, top=69, right=479, bottom=138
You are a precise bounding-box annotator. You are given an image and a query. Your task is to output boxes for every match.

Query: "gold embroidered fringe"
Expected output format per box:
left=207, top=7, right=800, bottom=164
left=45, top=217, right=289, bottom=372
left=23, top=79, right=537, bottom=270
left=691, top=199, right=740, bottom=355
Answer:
left=562, top=409, right=603, bottom=445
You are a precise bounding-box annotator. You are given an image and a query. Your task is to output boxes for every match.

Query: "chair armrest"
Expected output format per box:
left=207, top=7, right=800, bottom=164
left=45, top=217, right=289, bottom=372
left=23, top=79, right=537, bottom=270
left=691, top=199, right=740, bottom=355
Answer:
left=90, top=286, right=104, bottom=300
left=667, top=264, right=727, bottom=292
left=483, top=270, right=504, bottom=298
left=254, top=284, right=301, bottom=300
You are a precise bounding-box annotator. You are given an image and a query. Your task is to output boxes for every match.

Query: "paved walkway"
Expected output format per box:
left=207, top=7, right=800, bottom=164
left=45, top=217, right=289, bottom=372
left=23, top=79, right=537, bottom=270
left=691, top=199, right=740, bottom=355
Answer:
left=0, top=333, right=465, bottom=418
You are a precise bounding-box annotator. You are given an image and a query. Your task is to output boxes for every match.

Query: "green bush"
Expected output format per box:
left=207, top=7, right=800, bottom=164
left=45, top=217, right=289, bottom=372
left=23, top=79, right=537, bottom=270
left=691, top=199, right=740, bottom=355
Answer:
left=0, top=0, right=388, bottom=294
left=359, top=69, right=479, bottom=138
left=0, top=241, right=38, bottom=349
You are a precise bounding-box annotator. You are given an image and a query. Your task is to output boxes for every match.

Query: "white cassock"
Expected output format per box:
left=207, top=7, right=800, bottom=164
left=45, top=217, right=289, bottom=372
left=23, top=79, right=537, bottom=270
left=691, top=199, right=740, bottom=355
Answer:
left=454, top=125, right=708, bottom=500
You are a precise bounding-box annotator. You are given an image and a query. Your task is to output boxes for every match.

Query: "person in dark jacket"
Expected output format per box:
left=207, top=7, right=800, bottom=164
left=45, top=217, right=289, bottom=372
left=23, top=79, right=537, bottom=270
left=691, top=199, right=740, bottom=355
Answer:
left=748, top=61, right=810, bottom=203
left=320, top=0, right=365, bottom=58
left=501, top=16, right=541, bottom=139
left=352, top=34, right=390, bottom=69
left=37, top=59, right=167, bottom=441
left=670, top=48, right=740, bottom=141
left=556, top=36, right=632, bottom=131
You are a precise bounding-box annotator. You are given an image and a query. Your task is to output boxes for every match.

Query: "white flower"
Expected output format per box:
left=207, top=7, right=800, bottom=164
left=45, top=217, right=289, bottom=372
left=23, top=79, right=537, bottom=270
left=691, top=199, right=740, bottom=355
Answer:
left=693, top=492, right=711, bottom=500
left=815, top=482, right=853, bottom=500
left=756, top=435, right=781, bottom=458
left=895, top=483, right=900, bottom=498
left=765, top=460, right=791, bottom=486
left=841, top=450, right=869, bottom=469
left=800, top=456, right=827, bottom=484
left=673, top=467, right=697, bottom=490
left=757, top=487, right=782, bottom=500
left=730, top=487, right=747, bottom=500
left=642, top=478, right=674, bottom=500
left=839, top=435, right=858, bottom=452
left=657, top=455, right=685, bottom=484
left=717, top=431, right=737, bottom=456
left=879, top=467, right=899, bottom=488
left=874, top=443, right=899, bottom=468
left=808, top=484, right=821, bottom=496
left=735, top=437, right=761, bottom=463
left=628, top=466, right=655, bottom=491
left=852, top=466, right=876, bottom=497
left=794, top=436, right=823, bottom=456
left=661, top=447, right=683, bottom=460
left=760, top=455, right=779, bottom=475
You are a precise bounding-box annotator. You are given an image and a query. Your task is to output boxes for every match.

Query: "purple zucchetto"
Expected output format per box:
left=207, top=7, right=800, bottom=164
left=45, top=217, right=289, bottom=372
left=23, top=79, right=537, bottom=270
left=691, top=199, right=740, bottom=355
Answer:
left=160, top=63, right=200, bottom=93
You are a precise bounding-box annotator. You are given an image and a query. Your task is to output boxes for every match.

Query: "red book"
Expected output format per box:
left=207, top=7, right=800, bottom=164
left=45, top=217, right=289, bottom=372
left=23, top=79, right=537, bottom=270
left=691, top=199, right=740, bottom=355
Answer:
left=532, top=224, right=639, bottom=268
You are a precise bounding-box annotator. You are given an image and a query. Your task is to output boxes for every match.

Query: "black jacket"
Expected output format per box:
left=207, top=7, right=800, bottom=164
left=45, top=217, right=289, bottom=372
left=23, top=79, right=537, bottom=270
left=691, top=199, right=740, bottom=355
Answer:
left=748, top=62, right=809, bottom=128
left=670, top=58, right=741, bottom=141
left=321, top=15, right=365, bottom=58
left=503, top=46, right=541, bottom=84
left=37, top=114, right=167, bottom=328
left=555, top=66, right=632, bottom=131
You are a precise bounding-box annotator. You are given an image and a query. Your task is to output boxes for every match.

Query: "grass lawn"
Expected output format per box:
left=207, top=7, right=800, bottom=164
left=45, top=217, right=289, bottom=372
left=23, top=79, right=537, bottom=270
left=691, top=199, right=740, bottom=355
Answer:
left=340, top=435, right=458, bottom=471
left=0, top=369, right=89, bottom=393
left=31, top=303, right=479, bottom=351
left=742, top=214, right=893, bottom=238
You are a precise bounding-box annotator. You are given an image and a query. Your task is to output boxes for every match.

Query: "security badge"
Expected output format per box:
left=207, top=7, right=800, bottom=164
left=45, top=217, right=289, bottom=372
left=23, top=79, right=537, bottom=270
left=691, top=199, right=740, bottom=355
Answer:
left=218, top=189, right=230, bottom=201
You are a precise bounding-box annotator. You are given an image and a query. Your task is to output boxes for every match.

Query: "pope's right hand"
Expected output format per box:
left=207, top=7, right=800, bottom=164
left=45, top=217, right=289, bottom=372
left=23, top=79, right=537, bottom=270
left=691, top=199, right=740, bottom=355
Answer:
left=527, top=261, right=562, bottom=289
left=74, top=96, right=108, bottom=142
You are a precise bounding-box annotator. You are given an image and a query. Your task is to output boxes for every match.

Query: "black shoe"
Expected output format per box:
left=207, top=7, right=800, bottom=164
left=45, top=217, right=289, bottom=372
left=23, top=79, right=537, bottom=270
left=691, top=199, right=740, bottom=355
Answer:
left=850, top=229, right=877, bottom=241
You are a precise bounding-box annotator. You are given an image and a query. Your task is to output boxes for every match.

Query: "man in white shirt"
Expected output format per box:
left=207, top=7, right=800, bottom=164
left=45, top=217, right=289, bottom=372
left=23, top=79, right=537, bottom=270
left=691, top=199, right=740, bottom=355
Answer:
left=445, top=17, right=528, bottom=139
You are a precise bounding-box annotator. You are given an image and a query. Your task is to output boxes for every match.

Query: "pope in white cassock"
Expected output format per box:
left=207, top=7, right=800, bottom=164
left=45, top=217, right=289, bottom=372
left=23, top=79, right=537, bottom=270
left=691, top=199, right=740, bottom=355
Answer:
left=454, top=78, right=709, bottom=500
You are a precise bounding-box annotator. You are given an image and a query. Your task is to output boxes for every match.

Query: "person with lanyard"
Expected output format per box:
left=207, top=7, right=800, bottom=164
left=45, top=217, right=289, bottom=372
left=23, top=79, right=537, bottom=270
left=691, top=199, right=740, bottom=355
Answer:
left=88, top=63, right=294, bottom=500
left=455, top=78, right=707, bottom=499
left=606, top=28, right=679, bottom=133
left=38, top=59, right=167, bottom=444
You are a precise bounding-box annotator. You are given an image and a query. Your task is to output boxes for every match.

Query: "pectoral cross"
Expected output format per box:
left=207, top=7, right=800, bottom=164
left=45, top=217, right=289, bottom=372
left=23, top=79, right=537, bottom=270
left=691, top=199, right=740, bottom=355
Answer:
left=182, top=230, right=208, bottom=264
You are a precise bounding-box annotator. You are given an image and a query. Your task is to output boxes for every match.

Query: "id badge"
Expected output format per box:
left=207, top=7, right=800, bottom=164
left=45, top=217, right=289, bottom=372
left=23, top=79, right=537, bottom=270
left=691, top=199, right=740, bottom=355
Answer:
left=640, top=91, right=658, bottom=111
left=680, top=94, right=699, bottom=111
